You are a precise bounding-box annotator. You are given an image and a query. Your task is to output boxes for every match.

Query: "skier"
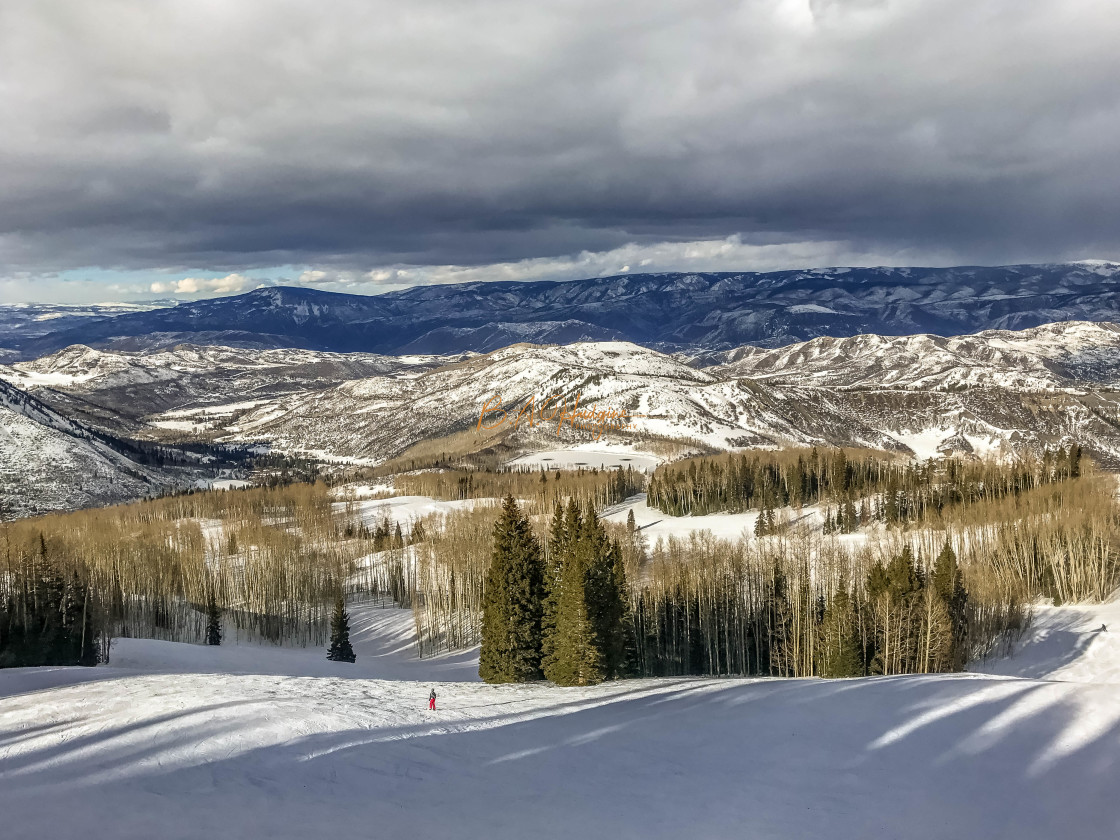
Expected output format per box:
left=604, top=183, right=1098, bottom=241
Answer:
left=429, top=688, right=437, bottom=710
left=1100, top=624, right=1108, bottom=632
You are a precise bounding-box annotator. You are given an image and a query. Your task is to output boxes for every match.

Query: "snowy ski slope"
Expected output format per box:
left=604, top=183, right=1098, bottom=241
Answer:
left=2, top=599, right=1120, bottom=839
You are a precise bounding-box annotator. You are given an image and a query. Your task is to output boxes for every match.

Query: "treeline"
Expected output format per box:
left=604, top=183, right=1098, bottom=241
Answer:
left=395, top=465, right=643, bottom=512
left=633, top=533, right=976, bottom=678
left=647, top=445, right=1084, bottom=525
left=634, top=471, right=1118, bottom=677
left=479, top=496, right=633, bottom=685
left=1, top=483, right=377, bottom=655
left=0, top=535, right=108, bottom=667
left=405, top=466, right=1118, bottom=680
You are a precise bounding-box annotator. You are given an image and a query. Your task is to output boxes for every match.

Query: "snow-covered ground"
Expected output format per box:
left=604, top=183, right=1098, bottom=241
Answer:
left=507, top=445, right=664, bottom=472
left=340, top=495, right=504, bottom=530
left=601, top=493, right=876, bottom=552
left=602, top=492, right=766, bottom=542
left=975, top=598, right=1120, bottom=684
left=4, top=593, right=1120, bottom=839
left=194, top=478, right=253, bottom=491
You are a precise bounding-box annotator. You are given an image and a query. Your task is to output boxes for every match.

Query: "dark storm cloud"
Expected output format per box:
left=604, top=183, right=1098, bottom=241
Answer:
left=1, top=0, right=1119, bottom=281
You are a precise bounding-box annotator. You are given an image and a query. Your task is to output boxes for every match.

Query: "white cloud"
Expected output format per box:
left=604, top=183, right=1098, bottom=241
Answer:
left=149, top=274, right=252, bottom=295
left=292, top=236, right=956, bottom=293
left=1, top=0, right=1119, bottom=282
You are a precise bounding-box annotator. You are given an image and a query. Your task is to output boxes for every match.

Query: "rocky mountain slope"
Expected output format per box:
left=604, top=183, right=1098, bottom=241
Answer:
left=123, top=325, right=1120, bottom=467
left=0, top=378, right=187, bottom=517
left=5, top=262, right=1120, bottom=357
left=0, top=344, right=456, bottom=431
left=5, top=320, right=1120, bottom=515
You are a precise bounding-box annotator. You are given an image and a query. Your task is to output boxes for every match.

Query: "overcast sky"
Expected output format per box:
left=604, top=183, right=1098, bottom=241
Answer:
left=1, top=0, right=1118, bottom=303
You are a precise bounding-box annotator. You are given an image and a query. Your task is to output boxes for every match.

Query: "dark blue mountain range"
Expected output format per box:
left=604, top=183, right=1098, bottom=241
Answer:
left=7, top=263, right=1120, bottom=356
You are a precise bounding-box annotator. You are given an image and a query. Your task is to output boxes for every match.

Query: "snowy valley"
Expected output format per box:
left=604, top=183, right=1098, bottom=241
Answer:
left=4, top=319, right=1120, bottom=515
left=3, top=291, right=1120, bottom=839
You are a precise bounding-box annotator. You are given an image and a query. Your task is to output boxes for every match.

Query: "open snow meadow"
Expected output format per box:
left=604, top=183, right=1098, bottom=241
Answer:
left=4, top=597, right=1120, bottom=839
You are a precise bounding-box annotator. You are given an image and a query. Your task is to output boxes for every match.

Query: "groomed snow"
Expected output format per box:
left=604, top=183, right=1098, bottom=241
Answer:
left=2, top=598, right=1119, bottom=838
left=975, top=598, right=1120, bottom=684
left=3, top=587, right=1120, bottom=839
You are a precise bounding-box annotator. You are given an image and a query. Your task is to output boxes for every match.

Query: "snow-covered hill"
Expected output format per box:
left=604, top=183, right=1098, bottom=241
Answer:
left=6, top=322, right=1120, bottom=514
left=0, top=378, right=177, bottom=516
left=134, top=327, right=1120, bottom=466
left=0, top=344, right=457, bottom=430
left=977, top=599, right=1120, bottom=684
left=3, top=596, right=1119, bottom=839
left=711, top=321, right=1120, bottom=391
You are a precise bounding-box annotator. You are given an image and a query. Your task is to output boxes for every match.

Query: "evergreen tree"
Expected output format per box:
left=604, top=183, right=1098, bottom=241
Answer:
left=818, top=587, right=863, bottom=677
left=931, top=540, right=968, bottom=669
left=479, top=495, right=545, bottom=683
left=326, top=593, right=356, bottom=663
left=542, top=502, right=634, bottom=685
left=205, top=587, right=223, bottom=646
left=609, top=538, right=639, bottom=677
left=543, top=531, right=602, bottom=686
left=754, top=506, right=769, bottom=537
left=541, top=500, right=572, bottom=668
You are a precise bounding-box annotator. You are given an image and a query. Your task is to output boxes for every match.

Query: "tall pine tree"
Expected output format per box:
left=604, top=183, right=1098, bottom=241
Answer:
left=205, top=586, right=223, bottom=646
left=542, top=502, right=634, bottom=685
left=479, top=495, right=545, bottom=683
left=931, top=540, right=969, bottom=670
left=326, top=593, right=356, bottom=663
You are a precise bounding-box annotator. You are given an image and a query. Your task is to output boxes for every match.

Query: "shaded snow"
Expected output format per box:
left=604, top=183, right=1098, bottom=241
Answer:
left=975, top=598, right=1120, bottom=684
left=4, top=598, right=1120, bottom=839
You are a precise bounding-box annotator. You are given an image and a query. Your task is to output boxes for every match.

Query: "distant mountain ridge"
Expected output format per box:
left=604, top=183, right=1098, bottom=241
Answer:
left=5, top=262, right=1120, bottom=357
left=6, top=320, right=1120, bottom=515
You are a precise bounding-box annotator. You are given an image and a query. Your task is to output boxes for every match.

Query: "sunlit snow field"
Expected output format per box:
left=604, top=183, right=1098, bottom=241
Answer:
left=4, top=594, right=1120, bottom=839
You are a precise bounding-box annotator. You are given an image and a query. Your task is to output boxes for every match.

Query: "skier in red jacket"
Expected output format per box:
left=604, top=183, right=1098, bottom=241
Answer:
left=429, top=688, right=437, bottom=710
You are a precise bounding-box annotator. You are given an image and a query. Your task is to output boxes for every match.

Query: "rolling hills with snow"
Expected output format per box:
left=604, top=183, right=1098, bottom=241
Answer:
left=106, top=324, right=1120, bottom=466
left=0, top=377, right=195, bottom=516
left=710, top=321, right=1120, bottom=391
left=0, top=343, right=458, bottom=431
left=4, top=320, right=1120, bottom=516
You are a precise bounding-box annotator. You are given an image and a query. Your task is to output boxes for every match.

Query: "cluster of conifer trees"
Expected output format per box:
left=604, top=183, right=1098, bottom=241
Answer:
left=479, top=495, right=635, bottom=685
left=647, top=445, right=1083, bottom=524
left=0, top=535, right=105, bottom=668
